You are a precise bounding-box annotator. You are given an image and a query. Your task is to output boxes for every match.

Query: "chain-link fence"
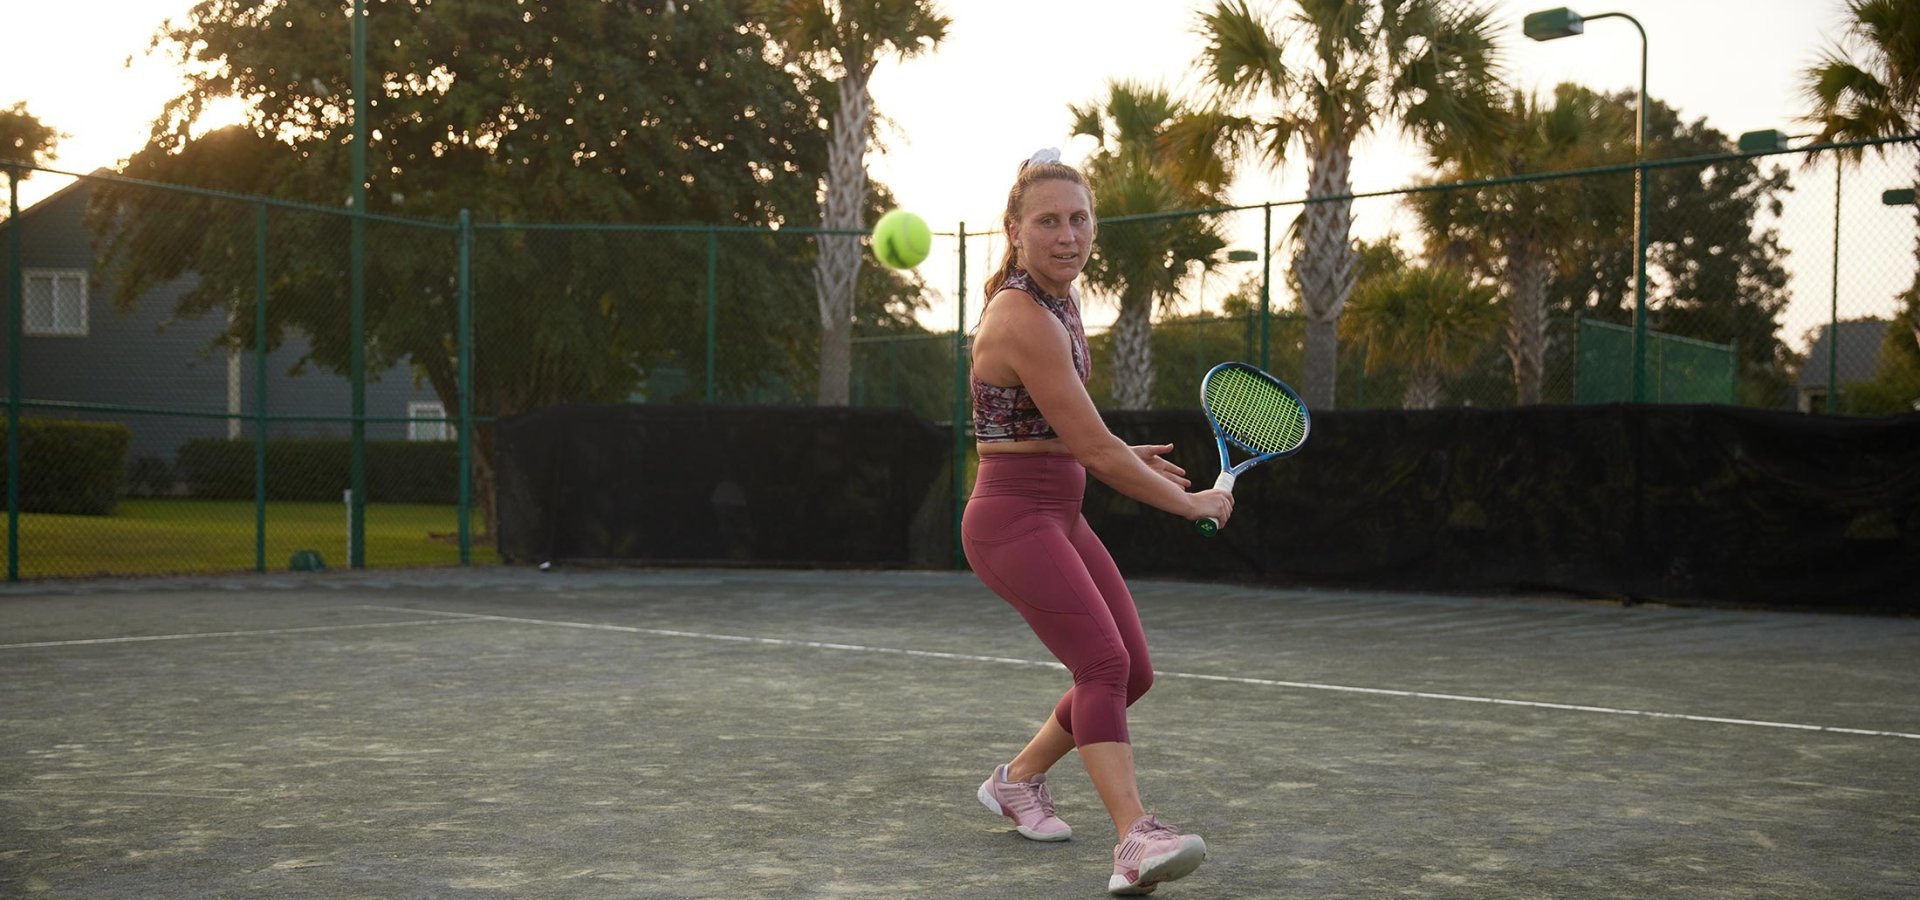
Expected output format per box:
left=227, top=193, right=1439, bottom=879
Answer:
left=5, top=135, right=1917, bottom=578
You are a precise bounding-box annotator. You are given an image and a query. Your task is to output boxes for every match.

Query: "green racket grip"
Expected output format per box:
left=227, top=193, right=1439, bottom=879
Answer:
left=1195, top=471, right=1236, bottom=537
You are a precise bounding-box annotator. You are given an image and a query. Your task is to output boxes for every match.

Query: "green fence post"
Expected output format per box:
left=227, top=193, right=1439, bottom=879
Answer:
left=1828, top=156, right=1841, bottom=414
left=457, top=209, right=473, bottom=564
left=1243, top=295, right=1255, bottom=365
left=706, top=229, right=718, bottom=404
left=348, top=0, right=368, bottom=568
left=1259, top=203, right=1272, bottom=371
left=6, top=165, right=20, bottom=582
left=1356, top=340, right=1367, bottom=409
left=1572, top=313, right=1583, bottom=402
left=1651, top=331, right=1663, bottom=403
left=1728, top=338, right=1740, bottom=405
left=951, top=222, right=968, bottom=570
left=254, top=203, right=269, bottom=572
left=1194, top=317, right=1203, bottom=387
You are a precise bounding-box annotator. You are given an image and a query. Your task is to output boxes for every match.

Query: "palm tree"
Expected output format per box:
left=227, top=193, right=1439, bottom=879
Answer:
left=1071, top=81, right=1231, bottom=409
left=1185, top=0, right=1505, bottom=409
left=1344, top=257, right=1502, bottom=409
left=1413, top=84, right=1634, bottom=404
left=755, top=0, right=950, bottom=406
left=1801, top=0, right=1920, bottom=353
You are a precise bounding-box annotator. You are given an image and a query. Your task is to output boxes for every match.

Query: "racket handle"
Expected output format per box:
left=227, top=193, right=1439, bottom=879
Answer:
left=1195, top=471, right=1237, bottom=536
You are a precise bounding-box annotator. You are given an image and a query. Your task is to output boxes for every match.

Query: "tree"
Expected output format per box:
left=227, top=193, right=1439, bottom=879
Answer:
left=1412, top=84, right=1634, bottom=404
left=94, top=0, right=836, bottom=539
left=0, top=101, right=62, bottom=192
left=1845, top=320, right=1920, bottom=413
left=754, top=0, right=950, bottom=407
left=1185, top=0, right=1505, bottom=409
left=1802, top=0, right=1920, bottom=364
left=1547, top=93, right=1795, bottom=403
left=1071, top=81, right=1230, bottom=409
left=1343, top=246, right=1502, bottom=409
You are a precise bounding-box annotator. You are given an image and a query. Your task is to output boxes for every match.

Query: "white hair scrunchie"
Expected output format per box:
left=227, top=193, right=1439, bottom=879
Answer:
left=1022, top=147, right=1062, bottom=170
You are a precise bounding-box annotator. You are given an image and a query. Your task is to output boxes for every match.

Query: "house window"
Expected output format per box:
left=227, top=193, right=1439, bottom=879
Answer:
left=24, top=269, right=88, bottom=337
left=407, top=401, right=452, bottom=442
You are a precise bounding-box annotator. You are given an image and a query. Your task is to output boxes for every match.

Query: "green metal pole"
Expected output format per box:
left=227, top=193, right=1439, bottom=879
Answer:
left=6, top=166, right=21, bottom=582
left=1729, top=337, right=1740, bottom=404
left=255, top=203, right=268, bottom=572
left=1827, top=157, right=1841, bottom=413
left=951, top=222, right=968, bottom=570
left=1633, top=36, right=1648, bottom=404
left=1356, top=340, right=1367, bottom=408
left=1193, top=298, right=1203, bottom=382
left=457, top=209, right=473, bottom=564
left=705, top=230, right=718, bottom=403
left=348, top=0, right=368, bottom=567
left=1243, top=286, right=1255, bottom=363
left=1259, top=203, right=1272, bottom=371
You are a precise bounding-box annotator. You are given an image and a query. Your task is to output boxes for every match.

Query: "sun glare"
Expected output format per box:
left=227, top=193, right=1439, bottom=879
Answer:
left=189, top=94, right=251, bottom=139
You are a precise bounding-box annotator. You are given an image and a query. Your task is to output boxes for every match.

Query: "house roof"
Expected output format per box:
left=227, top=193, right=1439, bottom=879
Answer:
left=0, top=168, right=109, bottom=235
left=1797, top=319, right=1891, bottom=389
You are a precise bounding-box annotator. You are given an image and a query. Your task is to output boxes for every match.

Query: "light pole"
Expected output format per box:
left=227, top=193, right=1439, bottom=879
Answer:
left=1526, top=7, right=1650, bottom=402
left=1219, top=248, right=1261, bottom=364
left=1882, top=189, right=1919, bottom=365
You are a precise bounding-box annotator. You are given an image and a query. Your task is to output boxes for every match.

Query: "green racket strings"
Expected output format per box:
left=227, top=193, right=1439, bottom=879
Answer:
left=1206, top=368, right=1307, bottom=454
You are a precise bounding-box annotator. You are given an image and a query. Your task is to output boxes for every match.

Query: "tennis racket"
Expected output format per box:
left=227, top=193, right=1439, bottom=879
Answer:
left=1195, top=362, right=1311, bottom=536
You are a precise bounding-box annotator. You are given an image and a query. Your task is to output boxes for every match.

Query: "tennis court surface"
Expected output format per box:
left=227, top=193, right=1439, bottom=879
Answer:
left=3, top=568, right=1915, bottom=899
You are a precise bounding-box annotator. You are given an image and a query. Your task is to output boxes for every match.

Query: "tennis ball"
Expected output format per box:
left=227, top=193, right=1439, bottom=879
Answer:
left=871, top=209, right=932, bottom=270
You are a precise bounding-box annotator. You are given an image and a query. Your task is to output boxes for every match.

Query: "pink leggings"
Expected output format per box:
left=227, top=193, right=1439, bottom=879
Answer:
left=962, top=453, right=1153, bottom=746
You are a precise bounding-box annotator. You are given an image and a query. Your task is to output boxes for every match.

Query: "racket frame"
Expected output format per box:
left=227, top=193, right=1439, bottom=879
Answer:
left=1196, top=361, right=1311, bottom=535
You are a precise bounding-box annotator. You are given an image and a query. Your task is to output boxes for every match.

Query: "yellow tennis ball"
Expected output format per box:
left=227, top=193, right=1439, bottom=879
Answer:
left=871, top=209, right=932, bottom=269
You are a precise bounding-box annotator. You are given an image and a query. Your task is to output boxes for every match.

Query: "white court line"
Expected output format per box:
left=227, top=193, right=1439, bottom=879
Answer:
left=365, top=605, right=1920, bottom=742
left=359, top=605, right=1067, bottom=671
left=0, top=617, right=489, bottom=649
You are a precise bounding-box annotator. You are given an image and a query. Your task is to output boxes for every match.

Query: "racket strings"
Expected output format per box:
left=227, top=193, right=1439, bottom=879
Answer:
left=1205, top=369, right=1308, bottom=454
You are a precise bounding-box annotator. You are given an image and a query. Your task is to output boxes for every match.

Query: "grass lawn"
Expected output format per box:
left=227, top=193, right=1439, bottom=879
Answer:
left=1, top=498, right=489, bottom=579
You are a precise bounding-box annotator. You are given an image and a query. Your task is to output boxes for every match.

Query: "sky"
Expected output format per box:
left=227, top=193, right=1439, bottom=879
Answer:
left=4, top=0, right=1912, bottom=350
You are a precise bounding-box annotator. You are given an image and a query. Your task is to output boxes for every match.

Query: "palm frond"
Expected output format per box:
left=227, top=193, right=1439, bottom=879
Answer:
left=1196, top=0, right=1290, bottom=105
left=1163, top=108, right=1263, bottom=186
left=1797, top=0, right=1920, bottom=145
left=1068, top=101, right=1107, bottom=147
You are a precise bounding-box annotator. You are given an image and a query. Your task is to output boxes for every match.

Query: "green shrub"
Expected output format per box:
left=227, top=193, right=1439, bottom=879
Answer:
left=0, top=419, right=131, bottom=515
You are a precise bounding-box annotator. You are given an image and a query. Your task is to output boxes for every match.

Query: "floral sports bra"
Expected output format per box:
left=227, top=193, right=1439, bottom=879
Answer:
left=971, top=269, right=1090, bottom=442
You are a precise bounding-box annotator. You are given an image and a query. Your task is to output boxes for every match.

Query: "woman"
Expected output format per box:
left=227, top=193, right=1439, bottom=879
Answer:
left=963, top=148, right=1234, bottom=896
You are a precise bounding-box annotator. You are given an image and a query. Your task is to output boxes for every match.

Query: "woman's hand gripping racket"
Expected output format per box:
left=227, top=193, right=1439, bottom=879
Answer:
left=1196, top=362, right=1311, bottom=536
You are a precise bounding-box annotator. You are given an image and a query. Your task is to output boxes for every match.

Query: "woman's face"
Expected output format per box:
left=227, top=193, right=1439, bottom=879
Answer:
left=1011, top=178, right=1095, bottom=294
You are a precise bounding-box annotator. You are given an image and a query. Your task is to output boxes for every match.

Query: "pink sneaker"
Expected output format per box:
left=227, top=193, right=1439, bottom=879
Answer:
left=1108, top=814, right=1207, bottom=895
left=976, top=764, right=1072, bottom=841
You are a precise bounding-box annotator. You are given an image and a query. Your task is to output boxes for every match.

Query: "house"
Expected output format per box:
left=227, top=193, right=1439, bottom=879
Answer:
left=1796, top=318, right=1891, bottom=413
left=1, top=173, right=449, bottom=489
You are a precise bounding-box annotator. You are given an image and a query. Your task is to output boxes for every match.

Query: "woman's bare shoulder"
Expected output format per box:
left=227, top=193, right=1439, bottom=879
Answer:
left=982, top=287, right=1049, bottom=324
left=982, top=289, right=1068, bottom=346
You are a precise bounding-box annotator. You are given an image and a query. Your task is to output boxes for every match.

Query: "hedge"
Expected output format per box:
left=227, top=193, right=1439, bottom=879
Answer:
left=177, top=438, right=461, bottom=504
left=0, top=418, right=131, bottom=515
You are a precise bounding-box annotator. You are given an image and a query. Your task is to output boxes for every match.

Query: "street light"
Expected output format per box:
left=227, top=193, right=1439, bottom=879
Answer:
left=1206, top=249, right=1262, bottom=364
left=1883, top=189, right=1920, bottom=358
left=1527, top=7, right=1651, bottom=402
left=1740, top=129, right=1842, bottom=413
